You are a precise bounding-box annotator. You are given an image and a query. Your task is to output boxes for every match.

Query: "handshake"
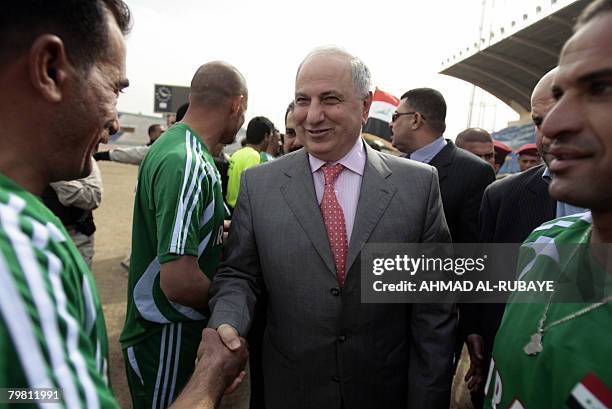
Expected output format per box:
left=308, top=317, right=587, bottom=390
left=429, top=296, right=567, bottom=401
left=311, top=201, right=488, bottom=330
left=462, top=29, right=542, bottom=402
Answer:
left=171, top=326, right=248, bottom=409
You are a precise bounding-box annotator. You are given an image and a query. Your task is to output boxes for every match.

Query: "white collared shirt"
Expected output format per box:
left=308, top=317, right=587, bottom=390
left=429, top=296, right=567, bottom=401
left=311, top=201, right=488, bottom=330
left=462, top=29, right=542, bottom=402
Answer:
left=308, top=138, right=366, bottom=243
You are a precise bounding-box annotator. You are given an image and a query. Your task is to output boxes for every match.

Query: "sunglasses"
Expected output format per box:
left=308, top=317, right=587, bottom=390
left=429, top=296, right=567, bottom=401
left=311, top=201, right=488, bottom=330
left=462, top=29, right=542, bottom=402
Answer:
left=391, top=111, right=426, bottom=122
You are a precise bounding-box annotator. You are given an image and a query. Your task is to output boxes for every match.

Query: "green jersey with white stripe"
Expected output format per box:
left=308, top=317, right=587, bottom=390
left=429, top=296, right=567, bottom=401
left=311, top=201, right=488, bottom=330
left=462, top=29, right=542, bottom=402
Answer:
left=0, top=172, right=118, bottom=408
left=120, top=123, right=225, bottom=348
left=485, top=212, right=612, bottom=409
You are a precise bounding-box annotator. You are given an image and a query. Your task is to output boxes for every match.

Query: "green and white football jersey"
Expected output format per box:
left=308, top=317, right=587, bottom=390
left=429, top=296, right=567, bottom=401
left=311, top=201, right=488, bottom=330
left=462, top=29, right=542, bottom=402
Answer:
left=0, top=172, right=117, bottom=408
left=485, top=212, right=612, bottom=409
left=120, top=123, right=226, bottom=349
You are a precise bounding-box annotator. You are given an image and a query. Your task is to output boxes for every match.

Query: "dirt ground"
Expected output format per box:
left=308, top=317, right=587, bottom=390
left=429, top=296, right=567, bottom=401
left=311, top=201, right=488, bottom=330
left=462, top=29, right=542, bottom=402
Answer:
left=92, top=160, right=472, bottom=409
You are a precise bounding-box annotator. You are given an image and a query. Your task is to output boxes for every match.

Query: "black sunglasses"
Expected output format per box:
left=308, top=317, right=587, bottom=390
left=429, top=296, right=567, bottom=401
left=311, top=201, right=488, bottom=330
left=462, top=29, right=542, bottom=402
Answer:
left=391, top=111, right=426, bottom=122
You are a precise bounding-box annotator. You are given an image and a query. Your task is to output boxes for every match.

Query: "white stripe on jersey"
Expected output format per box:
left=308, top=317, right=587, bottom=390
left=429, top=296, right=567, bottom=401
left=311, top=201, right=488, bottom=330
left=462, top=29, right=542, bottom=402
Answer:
left=29, top=215, right=50, bottom=249
left=47, top=251, right=100, bottom=409
left=180, top=140, right=208, bottom=253
left=82, top=275, right=97, bottom=335
left=0, top=197, right=83, bottom=409
left=133, top=256, right=205, bottom=323
left=167, top=322, right=183, bottom=405
left=159, top=323, right=176, bottom=409
left=200, top=183, right=216, bottom=228
left=0, top=249, right=55, bottom=402
left=46, top=221, right=66, bottom=242
left=176, top=134, right=201, bottom=252
left=170, top=131, right=194, bottom=253
left=197, top=230, right=213, bottom=257
left=533, top=211, right=592, bottom=232
left=518, top=236, right=558, bottom=280
left=127, top=346, right=144, bottom=386
left=152, top=325, right=168, bottom=409
left=133, top=257, right=170, bottom=324
left=95, top=341, right=102, bottom=377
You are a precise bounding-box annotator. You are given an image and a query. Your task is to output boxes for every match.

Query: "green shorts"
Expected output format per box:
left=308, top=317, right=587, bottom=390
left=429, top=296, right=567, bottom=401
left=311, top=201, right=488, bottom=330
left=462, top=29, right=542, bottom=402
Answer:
left=123, top=321, right=205, bottom=409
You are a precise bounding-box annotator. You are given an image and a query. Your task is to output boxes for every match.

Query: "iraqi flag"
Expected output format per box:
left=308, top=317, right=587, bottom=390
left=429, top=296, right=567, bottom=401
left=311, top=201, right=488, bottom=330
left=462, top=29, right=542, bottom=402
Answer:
left=363, top=88, right=400, bottom=142
left=567, top=373, right=612, bottom=409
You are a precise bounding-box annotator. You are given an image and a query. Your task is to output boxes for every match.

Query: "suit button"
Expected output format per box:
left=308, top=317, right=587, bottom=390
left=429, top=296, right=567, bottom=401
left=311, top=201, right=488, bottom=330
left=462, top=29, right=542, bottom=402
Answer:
left=332, top=376, right=340, bottom=382
left=338, top=335, right=347, bottom=342
left=330, top=288, right=340, bottom=296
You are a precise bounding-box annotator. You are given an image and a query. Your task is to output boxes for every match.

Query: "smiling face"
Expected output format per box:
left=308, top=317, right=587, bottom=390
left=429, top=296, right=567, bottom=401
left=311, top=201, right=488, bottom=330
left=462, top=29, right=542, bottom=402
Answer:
left=58, top=15, right=128, bottom=180
left=541, top=12, right=612, bottom=211
left=293, top=53, right=371, bottom=162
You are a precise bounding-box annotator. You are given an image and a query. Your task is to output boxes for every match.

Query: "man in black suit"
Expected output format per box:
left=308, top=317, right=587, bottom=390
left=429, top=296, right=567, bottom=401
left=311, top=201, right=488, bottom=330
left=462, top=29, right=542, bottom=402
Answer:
left=390, top=88, right=496, bottom=395
left=391, top=88, right=496, bottom=243
left=479, top=68, right=557, bottom=242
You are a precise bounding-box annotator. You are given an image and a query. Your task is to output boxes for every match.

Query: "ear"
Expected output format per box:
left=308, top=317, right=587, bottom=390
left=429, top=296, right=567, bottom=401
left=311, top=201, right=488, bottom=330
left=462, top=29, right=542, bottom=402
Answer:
left=230, top=96, right=243, bottom=116
left=412, top=113, right=422, bottom=130
left=28, top=35, right=72, bottom=103
left=361, top=91, right=373, bottom=125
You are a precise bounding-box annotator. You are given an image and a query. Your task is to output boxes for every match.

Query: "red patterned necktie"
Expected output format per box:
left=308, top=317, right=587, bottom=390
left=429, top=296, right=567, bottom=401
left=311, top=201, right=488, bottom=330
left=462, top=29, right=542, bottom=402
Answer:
left=320, top=163, right=348, bottom=287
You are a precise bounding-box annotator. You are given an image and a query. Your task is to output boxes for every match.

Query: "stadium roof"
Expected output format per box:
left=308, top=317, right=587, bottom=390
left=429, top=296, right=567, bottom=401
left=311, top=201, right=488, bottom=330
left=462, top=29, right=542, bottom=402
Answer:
left=439, top=0, right=590, bottom=115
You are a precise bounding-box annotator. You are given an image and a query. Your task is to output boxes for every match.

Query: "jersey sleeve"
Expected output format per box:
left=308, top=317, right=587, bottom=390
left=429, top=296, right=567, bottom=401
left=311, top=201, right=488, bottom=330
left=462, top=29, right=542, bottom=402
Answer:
left=0, top=221, right=119, bottom=409
left=153, top=150, right=212, bottom=264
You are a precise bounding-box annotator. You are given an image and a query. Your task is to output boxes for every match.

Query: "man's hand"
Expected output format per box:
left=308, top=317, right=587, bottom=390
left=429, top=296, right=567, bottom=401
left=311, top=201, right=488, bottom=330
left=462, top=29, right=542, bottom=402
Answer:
left=197, top=328, right=248, bottom=393
left=464, top=334, right=484, bottom=391
left=93, top=151, right=111, bottom=161
left=217, top=323, right=241, bottom=351
left=171, top=328, right=248, bottom=409
left=223, top=220, right=231, bottom=243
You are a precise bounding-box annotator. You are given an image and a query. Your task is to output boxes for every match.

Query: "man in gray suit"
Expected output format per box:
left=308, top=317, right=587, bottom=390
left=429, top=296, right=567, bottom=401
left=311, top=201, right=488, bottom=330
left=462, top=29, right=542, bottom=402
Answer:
left=208, top=47, right=456, bottom=409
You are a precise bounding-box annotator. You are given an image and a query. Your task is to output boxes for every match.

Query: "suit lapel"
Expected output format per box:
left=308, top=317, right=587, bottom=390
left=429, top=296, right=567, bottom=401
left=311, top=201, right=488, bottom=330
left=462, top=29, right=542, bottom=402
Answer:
left=280, top=151, right=336, bottom=275
left=346, top=145, right=397, bottom=272
left=428, top=140, right=454, bottom=184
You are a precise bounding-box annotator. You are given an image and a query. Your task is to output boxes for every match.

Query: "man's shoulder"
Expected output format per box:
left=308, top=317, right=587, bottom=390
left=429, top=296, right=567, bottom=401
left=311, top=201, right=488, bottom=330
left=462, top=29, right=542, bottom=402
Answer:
left=244, top=149, right=303, bottom=177
left=451, top=145, right=495, bottom=175
left=376, top=150, right=435, bottom=176
left=0, top=183, right=59, bottom=227
left=486, top=165, right=545, bottom=197
left=243, top=147, right=436, bottom=181
left=231, top=146, right=259, bottom=160
left=143, top=131, right=210, bottom=175
left=524, top=211, right=592, bottom=244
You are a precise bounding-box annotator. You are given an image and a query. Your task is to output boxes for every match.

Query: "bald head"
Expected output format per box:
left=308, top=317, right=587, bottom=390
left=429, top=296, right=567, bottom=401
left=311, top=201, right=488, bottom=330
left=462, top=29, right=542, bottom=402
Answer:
left=189, top=61, right=247, bottom=108
left=531, top=68, right=557, bottom=162
left=531, top=68, right=557, bottom=127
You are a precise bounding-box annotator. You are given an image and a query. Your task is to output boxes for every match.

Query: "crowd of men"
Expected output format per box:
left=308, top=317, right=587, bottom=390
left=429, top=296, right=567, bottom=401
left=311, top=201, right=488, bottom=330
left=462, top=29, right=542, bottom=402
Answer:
left=0, top=0, right=611, bottom=409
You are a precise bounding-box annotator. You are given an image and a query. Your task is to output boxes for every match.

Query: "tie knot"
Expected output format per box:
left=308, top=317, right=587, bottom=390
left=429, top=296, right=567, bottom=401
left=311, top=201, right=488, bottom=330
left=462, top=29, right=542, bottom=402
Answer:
left=322, top=163, right=344, bottom=186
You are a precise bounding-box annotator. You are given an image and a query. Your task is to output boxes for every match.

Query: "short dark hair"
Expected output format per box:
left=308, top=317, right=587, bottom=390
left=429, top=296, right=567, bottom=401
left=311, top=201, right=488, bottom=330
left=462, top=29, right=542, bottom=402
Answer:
left=285, top=101, right=295, bottom=123
left=575, top=0, right=612, bottom=30
left=148, top=124, right=162, bottom=137
left=400, top=88, right=447, bottom=135
left=246, top=116, right=274, bottom=145
left=456, top=128, right=492, bottom=145
left=0, top=0, right=131, bottom=72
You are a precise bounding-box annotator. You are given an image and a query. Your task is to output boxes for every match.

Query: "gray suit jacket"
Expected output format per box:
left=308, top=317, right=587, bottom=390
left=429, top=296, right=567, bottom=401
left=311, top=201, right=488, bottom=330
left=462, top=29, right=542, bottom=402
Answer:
left=209, top=143, right=457, bottom=409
